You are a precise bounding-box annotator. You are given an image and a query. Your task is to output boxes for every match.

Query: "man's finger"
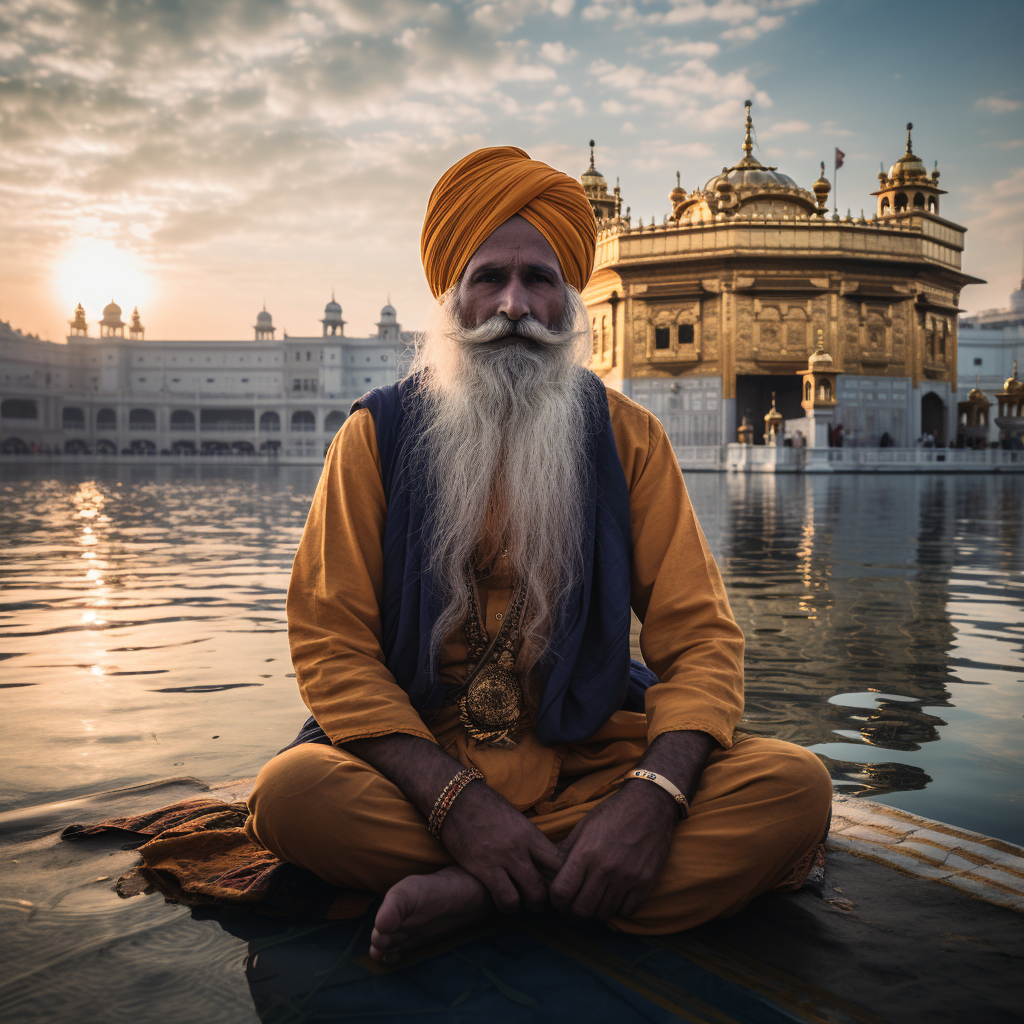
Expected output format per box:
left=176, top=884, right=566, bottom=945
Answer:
left=593, top=881, right=629, bottom=922
left=479, top=869, right=521, bottom=915
left=529, top=835, right=564, bottom=876
left=568, top=871, right=605, bottom=920
left=619, top=887, right=647, bottom=921
left=509, top=862, right=550, bottom=915
left=549, top=856, right=587, bottom=912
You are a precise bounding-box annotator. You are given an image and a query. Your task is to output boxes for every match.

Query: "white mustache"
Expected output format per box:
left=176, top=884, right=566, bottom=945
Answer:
left=452, top=313, right=579, bottom=348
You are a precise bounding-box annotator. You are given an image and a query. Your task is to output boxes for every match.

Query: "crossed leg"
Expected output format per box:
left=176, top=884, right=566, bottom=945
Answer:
left=245, top=735, right=832, bottom=958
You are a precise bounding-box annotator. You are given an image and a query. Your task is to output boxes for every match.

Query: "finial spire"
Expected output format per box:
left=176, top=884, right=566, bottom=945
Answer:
left=589, top=139, right=596, bottom=170
left=676, top=170, right=681, bottom=187
left=905, top=122, right=914, bottom=155
left=743, top=100, right=753, bottom=158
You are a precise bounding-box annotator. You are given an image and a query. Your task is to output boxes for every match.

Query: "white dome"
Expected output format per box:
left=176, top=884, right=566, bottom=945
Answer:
left=379, top=302, right=397, bottom=321
left=257, top=308, right=273, bottom=324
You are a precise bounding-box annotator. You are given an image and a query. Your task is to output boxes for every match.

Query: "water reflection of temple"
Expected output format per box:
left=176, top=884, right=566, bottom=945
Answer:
left=721, top=474, right=963, bottom=797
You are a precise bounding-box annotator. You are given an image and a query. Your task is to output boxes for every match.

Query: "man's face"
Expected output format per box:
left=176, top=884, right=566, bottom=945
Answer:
left=457, top=215, right=566, bottom=332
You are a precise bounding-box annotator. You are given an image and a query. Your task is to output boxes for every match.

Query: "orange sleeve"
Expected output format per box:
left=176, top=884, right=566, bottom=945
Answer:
left=287, top=408, right=437, bottom=745
left=608, top=390, right=745, bottom=749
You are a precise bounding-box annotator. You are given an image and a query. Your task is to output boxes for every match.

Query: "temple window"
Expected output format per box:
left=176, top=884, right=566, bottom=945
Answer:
left=881, top=197, right=890, bottom=214
left=601, top=316, right=607, bottom=357
left=805, top=380, right=812, bottom=402
left=928, top=196, right=937, bottom=213
left=895, top=193, right=908, bottom=212
left=913, top=192, right=925, bottom=208
left=655, top=327, right=670, bottom=350
left=678, top=324, right=695, bottom=345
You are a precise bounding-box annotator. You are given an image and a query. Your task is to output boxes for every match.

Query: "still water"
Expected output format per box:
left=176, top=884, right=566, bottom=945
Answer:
left=1, top=464, right=1022, bottom=1022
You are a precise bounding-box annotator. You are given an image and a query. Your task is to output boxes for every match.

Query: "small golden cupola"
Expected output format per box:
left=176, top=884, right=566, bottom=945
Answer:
left=763, top=392, right=784, bottom=446
left=873, top=123, right=946, bottom=217
left=801, top=331, right=842, bottom=405
left=958, top=376, right=991, bottom=434
left=129, top=306, right=145, bottom=341
left=995, top=359, right=1024, bottom=423
left=580, top=141, right=621, bottom=223
left=69, top=303, right=88, bottom=336
left=811, top=162, right=831, bottom=214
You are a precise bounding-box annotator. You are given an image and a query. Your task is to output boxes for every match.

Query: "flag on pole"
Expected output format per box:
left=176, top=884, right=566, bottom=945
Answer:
left=835, top=148, right=845, bottom=171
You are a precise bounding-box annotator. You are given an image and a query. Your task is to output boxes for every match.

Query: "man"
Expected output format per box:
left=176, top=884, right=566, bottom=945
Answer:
left=245, top=146, right=832, bottom=965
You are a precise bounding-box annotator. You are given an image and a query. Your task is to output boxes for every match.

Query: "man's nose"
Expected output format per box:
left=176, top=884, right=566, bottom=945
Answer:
left=495, top=276, right=531, bottom=322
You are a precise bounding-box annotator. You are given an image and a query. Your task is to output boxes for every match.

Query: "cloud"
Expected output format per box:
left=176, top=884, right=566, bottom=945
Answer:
left=0, top=0, right=823, bottom=343
left=974, top=97, right=1023, bottom=114
left=720, top=14, right=784, bottom=39
left=767, top=119, right=810, bottom=133
left=655, top=37, right=721, bottom=57
left=589, top=56, right=758, bottom=117
left=540, top=40, right=577, bottom=63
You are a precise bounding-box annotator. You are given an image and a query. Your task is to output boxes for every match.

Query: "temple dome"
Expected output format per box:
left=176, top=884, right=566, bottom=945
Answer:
left=888, top=123, right=928, bottom=180
left=379, top=302, right=397, bottom=321
left=101, top=300, right=122, bottom=323
left=256, top=308, right=273, bottom=325
left=323, top=295, right=343, bottom=321
left=671, top=103, right=818, bottom=225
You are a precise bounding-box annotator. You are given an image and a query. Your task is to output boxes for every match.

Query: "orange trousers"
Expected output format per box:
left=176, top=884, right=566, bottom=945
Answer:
left=245, top=714, right=832, bottom=935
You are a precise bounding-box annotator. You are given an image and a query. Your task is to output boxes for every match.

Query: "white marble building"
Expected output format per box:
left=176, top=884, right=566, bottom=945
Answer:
left=0, top=297, right=414, bottom=457
left=956, top=277, right=1024, bottom=444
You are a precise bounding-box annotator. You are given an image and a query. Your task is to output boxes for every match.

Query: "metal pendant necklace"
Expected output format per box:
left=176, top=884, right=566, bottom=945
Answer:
left=458, top=559, right=526, bottom=749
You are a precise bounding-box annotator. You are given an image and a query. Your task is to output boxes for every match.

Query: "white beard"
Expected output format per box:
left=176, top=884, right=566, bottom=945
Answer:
left=408, top=283, right=593, bottom=670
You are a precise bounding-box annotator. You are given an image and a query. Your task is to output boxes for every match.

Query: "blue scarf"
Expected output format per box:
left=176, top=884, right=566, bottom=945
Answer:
left=287, top=370, right=656, bottom=751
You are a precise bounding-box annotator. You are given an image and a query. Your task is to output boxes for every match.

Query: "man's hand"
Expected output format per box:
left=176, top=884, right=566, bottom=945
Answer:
left=345, top=732, right=561, bottom=915
left=440, top=779, right=563, bottom=915
left=549, top=729, right=717, bottom=921
left=548, top=780, right=677, bottom=920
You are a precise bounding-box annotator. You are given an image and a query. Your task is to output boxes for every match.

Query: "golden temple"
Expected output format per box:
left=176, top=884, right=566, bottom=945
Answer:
left=580, top=105, right=984, bottom=447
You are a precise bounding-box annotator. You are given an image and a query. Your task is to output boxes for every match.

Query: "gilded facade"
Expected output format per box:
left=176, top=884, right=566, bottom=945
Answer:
left=581, top=107, right=983, bottom=447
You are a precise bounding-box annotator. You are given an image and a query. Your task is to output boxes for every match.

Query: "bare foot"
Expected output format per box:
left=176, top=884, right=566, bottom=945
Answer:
left=369, top=865, right=492, bottom=965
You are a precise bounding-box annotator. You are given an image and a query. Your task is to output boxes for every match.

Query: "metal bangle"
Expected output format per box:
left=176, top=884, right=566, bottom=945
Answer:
left=427, top=767, right=484, bottom=839
left=627, top=768, right=690, bottom=819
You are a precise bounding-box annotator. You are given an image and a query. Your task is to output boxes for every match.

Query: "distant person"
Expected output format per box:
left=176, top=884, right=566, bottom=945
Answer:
left=834, top=424, right=845, bottom=448
left=793, top=430, right=806, bottom=449
left=1009, top=434, right=1024, bottom=452
left=878, top=431, right=894, bottom=448
left=242, top=146, right=832, bottom=965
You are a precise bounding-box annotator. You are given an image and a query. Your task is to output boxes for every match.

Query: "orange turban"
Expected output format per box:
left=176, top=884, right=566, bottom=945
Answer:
left=420, top=146, right=597, bottom=298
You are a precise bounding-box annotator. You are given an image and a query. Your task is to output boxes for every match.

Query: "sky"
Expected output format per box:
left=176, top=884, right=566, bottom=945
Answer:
left=1, top=0, right=1022, bottom=343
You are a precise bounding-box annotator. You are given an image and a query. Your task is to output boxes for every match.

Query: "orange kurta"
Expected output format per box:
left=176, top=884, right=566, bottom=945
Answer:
left=247, top=383, right=832, bottom=932
left=287, top=386, right=745, bottom=806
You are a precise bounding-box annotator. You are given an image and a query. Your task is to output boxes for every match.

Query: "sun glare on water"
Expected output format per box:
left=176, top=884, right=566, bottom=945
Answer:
left=53, top=239, right=154, bottom=326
